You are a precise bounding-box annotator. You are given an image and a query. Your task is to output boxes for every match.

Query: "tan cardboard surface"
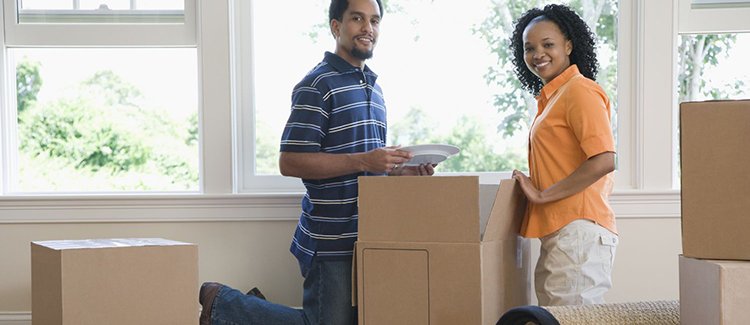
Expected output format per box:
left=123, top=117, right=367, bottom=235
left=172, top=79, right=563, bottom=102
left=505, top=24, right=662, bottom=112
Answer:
left=483, top=178, right=527, bottom=241
left=680, top=100, right=750, bottom=260
left=31, top=245, right=62, bottom=325
left=358, top=176, right=480, bottom=243
left=356, top=178, right=529, bottom=325
left=354, top=176, right=530, bottom=325
left=360, top=248, right=429, bottom=324
left=357, top=240, right=528, bottom=325
left=31, top=239, right=198, bottom=325
left=679, top=255, right=750, bottom=325
left=481, top=238, right=531, bottom=320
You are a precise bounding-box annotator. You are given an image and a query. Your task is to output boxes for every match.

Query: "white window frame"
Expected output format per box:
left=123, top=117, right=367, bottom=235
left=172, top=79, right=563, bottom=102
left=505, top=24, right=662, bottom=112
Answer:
left=678, top=0, right=750, bottom=33
left=0, top=0, right=235, bottom=196
left=673, top=0, right=750, bottom=188
left=3, top=0, right=196, bottom=46
left=231, top=0, right=301, bottom=193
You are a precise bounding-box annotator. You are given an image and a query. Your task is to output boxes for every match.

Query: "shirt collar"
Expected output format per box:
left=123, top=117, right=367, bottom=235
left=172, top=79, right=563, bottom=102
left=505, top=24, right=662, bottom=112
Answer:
left=538, top=64, right=581, bottom=101
left=324, top=51, right=377, bottom=76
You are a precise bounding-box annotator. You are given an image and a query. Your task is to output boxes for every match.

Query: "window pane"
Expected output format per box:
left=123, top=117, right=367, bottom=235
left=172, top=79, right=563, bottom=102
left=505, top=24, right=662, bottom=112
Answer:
left=136, top=0, right=183, bottom=10
left=79, top=0, right=131, bottom=10
left=692, top=0, right=750, bottom=8
left=251, top=0, right=618, bottom=175
left=19, top=0, right=72, bottom=10
left=18, top=0, right=184, bottom=23
left=20, top=0, right=184, bottom=10
left=675, top=33, right=750, bottom=185
left=11, top=48, right=199, bottom=193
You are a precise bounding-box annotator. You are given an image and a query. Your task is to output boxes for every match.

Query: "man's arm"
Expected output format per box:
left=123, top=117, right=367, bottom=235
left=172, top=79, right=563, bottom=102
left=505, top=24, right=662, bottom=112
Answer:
left=279, top=147, right=413, bottom=180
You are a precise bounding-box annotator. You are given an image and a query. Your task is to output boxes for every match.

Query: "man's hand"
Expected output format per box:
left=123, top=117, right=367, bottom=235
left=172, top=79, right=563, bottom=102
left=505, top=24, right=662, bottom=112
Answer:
left=389, top=163, right=436, bottom=176
left=357, top=146, right=414, bottom=174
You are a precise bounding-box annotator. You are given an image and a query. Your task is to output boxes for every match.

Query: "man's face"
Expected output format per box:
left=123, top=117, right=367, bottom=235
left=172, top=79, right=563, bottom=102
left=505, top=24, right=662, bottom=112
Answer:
left=331, top=0, right=381, bottom=67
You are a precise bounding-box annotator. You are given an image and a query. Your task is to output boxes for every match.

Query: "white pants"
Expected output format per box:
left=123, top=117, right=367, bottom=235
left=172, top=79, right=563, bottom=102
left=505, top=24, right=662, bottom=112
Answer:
left=535, top=219, right=618, bottom=306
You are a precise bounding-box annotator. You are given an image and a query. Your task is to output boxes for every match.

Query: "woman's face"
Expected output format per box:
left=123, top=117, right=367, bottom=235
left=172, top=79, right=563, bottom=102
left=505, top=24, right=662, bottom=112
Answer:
left=522, top=19, right=572, bottom=85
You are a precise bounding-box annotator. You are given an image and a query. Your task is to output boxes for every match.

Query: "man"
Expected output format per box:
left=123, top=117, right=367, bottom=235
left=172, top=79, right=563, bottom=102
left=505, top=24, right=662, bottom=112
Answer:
left=198, top=1, right=434, bottom=324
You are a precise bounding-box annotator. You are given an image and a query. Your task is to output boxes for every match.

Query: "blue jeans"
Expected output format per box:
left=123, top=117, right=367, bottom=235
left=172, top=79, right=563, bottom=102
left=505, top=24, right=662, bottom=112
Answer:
left=209, top=258, right=356, bottom=325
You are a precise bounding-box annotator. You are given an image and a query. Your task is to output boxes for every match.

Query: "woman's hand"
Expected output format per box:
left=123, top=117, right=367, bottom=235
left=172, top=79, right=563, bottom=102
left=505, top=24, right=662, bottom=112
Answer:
left=512, top=152, right=615, bottom=204
left=513, top=169, right=547, bottom=204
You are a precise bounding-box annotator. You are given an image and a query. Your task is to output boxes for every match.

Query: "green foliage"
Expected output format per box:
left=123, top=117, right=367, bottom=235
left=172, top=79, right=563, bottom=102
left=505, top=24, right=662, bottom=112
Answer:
left=15, top=60, right=199, bottom=190
left=82, top=70, right=143, bottom=106
left=186, top=113, right=199, bottom=146
left=389, top=107, right=436, bottom=146
left=431, top=116, right=526, bottom=172
left=16, top=59, right=43, bottom=114
left=19, top=98, right=151, bottom=173
left=390, top=107, right=526, bottom=172
left=255, top=121, right=281, bottom=175
left=678, top=34, right=737, bottom=102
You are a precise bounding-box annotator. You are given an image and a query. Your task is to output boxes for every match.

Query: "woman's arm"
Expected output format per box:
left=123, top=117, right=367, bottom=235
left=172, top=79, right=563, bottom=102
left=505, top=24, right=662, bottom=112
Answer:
left=513, top=151, right=615, bottom=204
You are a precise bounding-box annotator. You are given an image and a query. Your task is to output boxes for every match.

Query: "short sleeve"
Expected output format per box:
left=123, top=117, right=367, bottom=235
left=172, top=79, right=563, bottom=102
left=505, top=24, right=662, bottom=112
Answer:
left=565, top=83, right=615, bottom=158
left=280, top=85, right=329, bottom=153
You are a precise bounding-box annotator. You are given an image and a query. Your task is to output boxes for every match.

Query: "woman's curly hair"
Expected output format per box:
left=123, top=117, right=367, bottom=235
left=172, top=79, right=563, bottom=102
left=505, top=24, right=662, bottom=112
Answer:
left=509, top=4, right=599, bottom=96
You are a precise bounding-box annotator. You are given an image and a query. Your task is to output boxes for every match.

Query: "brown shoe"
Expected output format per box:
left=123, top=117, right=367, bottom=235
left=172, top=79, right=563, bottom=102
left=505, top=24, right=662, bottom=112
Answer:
left=199, top=282, right=222, bottom=325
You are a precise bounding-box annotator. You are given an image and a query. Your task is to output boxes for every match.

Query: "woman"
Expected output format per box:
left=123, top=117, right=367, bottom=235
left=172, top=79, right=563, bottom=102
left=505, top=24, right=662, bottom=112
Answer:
left=509, top=4, right=618, bottom=306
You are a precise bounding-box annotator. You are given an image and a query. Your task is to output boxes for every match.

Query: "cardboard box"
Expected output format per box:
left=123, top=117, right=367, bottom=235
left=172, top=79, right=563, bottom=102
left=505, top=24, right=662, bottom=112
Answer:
left=31, top=238, right=198, bottom=325
left=680, top=100, right=750, bottom=260
left=679, top=255, right=750, bottom=325
left=355, top=176, right=530, bottom=325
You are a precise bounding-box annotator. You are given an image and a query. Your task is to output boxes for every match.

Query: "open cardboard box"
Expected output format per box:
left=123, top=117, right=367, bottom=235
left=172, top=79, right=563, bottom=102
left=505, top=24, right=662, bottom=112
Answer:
left=31, top=238, right=198, bottom=325
left=355, top=176, right=530, bottom=325
left=680, top=99, right=750, bottom=260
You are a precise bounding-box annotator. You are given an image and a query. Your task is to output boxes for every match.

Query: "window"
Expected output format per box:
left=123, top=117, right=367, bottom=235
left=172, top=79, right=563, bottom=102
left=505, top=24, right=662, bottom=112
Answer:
left=2, top=0, right=202, bottom=193
left=674, top=0, right=750, bottom=187
left=237, top=0, right=619, bottom=192
left=3, top=0, right=196, bottom=46
left=691, top=0, right=750, bottom=8
left=17, top=0, right=185, bottom=23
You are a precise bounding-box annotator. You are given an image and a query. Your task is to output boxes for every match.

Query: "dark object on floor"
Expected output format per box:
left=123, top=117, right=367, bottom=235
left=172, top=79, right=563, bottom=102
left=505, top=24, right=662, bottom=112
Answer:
left=246, top=287, right=267, bottom=300
left=498, top=300, right=680, bottom=325
left=497, top=305, right=560, bottom=325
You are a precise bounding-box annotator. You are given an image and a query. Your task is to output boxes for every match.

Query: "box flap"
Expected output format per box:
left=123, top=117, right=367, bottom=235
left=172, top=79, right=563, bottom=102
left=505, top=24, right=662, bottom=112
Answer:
left=482, top=178, right=526, bottom=241
left=478, top=184, right=499, bottom=239
left=358, top=176, right=480, bottom=243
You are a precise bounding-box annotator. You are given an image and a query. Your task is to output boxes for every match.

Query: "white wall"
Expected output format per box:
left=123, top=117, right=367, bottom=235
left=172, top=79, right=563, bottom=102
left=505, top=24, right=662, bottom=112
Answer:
left=0, top=193, right=682, bottom=323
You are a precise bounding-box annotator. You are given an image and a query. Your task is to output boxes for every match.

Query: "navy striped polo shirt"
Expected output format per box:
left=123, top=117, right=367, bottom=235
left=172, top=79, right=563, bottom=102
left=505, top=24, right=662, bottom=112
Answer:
left=280, top=52, right=386, bottom=275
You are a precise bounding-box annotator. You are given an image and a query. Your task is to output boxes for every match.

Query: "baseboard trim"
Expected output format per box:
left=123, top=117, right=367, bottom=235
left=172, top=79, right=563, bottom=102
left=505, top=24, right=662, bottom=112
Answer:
left=0, top=312, right=30, bottom=325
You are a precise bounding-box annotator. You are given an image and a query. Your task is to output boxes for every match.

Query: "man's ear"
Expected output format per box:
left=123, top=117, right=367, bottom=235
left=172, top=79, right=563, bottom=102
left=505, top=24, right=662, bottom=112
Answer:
left=330, top=19, right=339, bottom=38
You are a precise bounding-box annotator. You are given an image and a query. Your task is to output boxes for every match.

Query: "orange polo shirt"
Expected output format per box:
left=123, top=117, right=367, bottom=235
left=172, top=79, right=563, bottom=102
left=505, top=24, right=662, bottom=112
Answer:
left=520, top=65, right=617, bottom=238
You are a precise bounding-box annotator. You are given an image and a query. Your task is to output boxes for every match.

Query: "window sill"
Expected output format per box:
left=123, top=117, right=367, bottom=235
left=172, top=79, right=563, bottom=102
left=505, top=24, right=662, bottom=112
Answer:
left=0, top=189, right=681, bottom=224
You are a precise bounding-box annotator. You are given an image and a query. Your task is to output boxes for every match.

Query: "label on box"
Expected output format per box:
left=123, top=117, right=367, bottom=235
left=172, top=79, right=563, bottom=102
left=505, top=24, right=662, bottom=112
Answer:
left=516, top=236, right=523, bottom=269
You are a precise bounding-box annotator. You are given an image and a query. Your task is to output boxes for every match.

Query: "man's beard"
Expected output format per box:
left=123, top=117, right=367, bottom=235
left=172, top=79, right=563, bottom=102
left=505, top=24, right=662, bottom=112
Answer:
left=351, top=47, right=373, bottom=61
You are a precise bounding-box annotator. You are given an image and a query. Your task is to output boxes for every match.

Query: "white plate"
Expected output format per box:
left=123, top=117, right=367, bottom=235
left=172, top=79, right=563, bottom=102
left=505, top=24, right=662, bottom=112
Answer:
left=399, top=144, right=460, bottom=166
